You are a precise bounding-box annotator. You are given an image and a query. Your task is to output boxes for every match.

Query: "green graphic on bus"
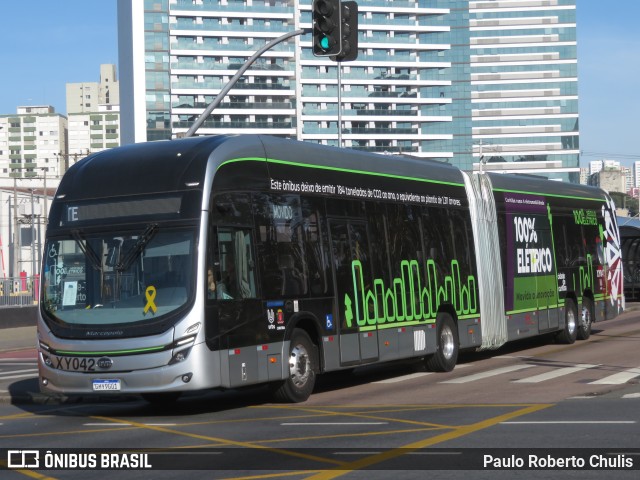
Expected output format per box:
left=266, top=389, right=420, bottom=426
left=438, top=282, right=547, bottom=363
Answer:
left=344, top=258, right=478, bottom=328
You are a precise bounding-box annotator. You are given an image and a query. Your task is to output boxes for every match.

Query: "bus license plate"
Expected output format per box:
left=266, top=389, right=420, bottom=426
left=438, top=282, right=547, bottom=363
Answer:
left=92, top=379, right=121, bottom=391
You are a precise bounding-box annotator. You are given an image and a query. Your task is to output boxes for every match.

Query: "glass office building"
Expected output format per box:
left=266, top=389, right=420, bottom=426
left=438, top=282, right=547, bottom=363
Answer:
left=118, top=0, right=579, bottom=180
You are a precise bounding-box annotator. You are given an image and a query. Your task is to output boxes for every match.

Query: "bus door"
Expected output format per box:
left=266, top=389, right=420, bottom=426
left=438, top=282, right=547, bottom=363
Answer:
left=206, top=226, right=262, bottom=384
left=328, top=219, right=379, bottom=365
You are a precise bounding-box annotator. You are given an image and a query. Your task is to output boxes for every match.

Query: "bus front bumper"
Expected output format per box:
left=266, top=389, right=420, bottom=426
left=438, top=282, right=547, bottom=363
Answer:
left=37, top=342, right=222, bottom=395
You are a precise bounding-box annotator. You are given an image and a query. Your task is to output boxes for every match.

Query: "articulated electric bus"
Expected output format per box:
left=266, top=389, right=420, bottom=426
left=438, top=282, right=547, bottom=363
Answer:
left=37, top=135, right=624, bottom=403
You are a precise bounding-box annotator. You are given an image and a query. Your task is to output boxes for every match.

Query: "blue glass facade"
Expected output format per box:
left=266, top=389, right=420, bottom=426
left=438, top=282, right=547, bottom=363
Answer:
left=121, top=0, right=579, bottom=179
left=457, top=0, right=579, bottom=180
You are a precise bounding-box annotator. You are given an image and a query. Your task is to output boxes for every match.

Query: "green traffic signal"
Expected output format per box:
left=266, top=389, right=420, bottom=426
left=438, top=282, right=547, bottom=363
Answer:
left=312, top=0, right=342, bottom=56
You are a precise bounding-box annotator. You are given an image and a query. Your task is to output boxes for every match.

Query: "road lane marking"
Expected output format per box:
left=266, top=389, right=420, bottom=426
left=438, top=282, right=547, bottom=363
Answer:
left=84, top=423, right=132, bottom=427
left=373, top=372, right=432, bottom=384
left=589, top=366, right=640, bottom=384
left=333, top=452, right=381, bottom=455
left=441, top=364, right=534, bottom=383
left=512, top=364, right=600, bottom=383
left=502, top=421, right=635, bottom=424
left=281, top=422, right=388, bottom=426
left=0, top=373, right=39, bottom=381
left=304, top=403, right=553, bottom=480
left=92, top=415, right=346, bottom=467
left=0, top=368, right=38, bottom=376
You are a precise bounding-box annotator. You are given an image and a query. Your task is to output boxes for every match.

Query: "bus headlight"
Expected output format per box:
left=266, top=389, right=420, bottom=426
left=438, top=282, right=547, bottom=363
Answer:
left=169, top=347, right=192, bottom=365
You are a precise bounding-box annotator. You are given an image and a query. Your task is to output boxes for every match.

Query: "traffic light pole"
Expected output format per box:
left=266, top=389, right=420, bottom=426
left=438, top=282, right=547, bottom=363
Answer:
left=184, top=28, right=310, bottom=138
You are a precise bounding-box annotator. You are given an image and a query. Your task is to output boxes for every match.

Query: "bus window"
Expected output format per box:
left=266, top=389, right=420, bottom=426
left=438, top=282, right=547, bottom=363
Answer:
left=255, top=194, right=308, bottom=298
left=301, top=197, right=331, bottom=295
left=209, top=227, right=257, bottom=300
left=421, top=207, right=453, bottom=276
left=449, top=209, right=475, bottom=278
left=552, top=215, right=571, bottom=268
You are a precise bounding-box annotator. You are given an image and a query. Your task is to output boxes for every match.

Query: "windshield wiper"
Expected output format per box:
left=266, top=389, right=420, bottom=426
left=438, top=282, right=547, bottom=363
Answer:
left=117, top=224, right=159, bottom=272
left=71, top=230, right=102, bottom=271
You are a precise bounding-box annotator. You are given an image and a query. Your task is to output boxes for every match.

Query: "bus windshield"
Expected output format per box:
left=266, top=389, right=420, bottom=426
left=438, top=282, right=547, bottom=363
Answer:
left=41, top=227, right=196, bottom=327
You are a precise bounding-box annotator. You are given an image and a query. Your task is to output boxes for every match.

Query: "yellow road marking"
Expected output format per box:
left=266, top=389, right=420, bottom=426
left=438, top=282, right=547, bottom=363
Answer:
left=268, top=405, right=453, bottom=429
left=0, top=460, right=58, bottom=480
left=303, top=403, right=552, bottom=480
left=252, top=427, right=439, bottom=445
left=221, top=471, right=320, bottom=480
left=92, top=415, right=346, bottom=467
left=0, top=426, right=135, bottom=440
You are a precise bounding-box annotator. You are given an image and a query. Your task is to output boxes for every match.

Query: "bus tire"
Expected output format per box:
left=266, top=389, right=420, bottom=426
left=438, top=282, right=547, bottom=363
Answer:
left=556, top=298, right=578, bottom=344
left=425, top=313, right=458, bottom=372
left=273, top=329, right=317, bottom=403
left=578, top=297, right=594, bottom=340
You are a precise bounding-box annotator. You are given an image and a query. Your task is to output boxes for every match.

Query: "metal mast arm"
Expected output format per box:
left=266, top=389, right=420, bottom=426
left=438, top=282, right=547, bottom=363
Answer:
left=184, top=28, right=310, bottom=138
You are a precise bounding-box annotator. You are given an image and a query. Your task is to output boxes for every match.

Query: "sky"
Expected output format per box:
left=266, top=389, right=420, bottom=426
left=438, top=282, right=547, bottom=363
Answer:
left=0, top=0, right=638, bottom=167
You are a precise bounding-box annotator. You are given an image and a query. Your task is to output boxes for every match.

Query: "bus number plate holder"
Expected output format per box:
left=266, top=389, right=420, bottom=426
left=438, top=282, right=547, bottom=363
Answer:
left=92, top=379, right=121, bottom=391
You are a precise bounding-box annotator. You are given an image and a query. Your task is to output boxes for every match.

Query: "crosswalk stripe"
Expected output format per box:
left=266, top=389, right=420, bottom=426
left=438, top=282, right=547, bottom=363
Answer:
left=589, top=366, right=640, bottom=385
left=512, top=364, right=600, bottom=383
left=441, top=364, right=534, bottom=384
left=0, top=373, right=38, bottom=381
left=0, top=368, right=38, bottom=377
left=374, top=372, right=432, bottom=384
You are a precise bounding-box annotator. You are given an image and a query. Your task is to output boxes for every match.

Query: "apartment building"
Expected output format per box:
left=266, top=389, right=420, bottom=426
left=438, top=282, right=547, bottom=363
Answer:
left=66, top=64, right=121, bottom=156
left=66, top=64, right=120, bottom=114
left=118, top=0, right=579, bottom=180
left=0, top=106, right=67, bottom=182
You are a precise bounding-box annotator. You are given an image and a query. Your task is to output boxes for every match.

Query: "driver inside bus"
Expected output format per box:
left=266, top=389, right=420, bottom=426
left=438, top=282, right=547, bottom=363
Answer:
left=207, top=267, right=231, bottom=300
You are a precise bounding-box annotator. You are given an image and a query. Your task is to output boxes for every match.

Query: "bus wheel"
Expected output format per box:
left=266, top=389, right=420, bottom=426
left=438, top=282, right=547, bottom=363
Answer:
left=273, top=329, right=317, bottom=403
left=426, top=314, right=458, bottom=372
left=556, top=298, right=578, bottom=344
left=578, top=297, right=594, bottom=340
left=141, top=392, right=181, bottom=405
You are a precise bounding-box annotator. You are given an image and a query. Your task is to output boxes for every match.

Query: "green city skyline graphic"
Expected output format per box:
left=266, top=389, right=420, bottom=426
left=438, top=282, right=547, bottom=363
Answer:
left=343, top=258, right=478, bottom=331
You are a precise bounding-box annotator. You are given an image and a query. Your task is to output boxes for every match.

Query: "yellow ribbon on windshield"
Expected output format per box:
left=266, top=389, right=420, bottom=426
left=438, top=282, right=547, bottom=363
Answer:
left=144, top=286, right=157, bottom=315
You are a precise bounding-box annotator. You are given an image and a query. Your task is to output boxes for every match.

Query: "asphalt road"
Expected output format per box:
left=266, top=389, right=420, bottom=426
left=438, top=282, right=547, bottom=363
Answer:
left=1, top=308, right=639, bottom=479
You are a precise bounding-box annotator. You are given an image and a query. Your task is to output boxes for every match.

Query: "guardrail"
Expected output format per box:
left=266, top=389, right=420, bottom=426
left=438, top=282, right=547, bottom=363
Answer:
left=0, top=276, right=39, bottom=308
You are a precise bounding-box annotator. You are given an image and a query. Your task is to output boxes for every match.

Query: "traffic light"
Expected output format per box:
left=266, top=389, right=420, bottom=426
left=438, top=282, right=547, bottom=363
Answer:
left=312, top=0, right=343, bottom=56
left=335, top=1, right=358, bottom=62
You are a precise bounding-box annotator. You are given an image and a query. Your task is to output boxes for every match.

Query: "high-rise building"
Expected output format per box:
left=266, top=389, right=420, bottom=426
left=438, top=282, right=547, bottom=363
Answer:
left=0, top=106, right=67, bottom=182
left=66, top=64, right=120, bottom=114
left=66, top=64, right=121, bottom=157
left=117, top=0, right=579, bottom=180
left=67, top=105, right=121, bottom=157
left=455, top=0, right=579, bottom=179
left=590, top=159, right=620, bottom=175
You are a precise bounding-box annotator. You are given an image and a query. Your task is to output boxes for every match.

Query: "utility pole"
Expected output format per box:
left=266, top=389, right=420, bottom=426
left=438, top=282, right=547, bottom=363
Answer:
left=12, top=177, right=20, bottom=278
left=30, top=189, right=36, bottom=278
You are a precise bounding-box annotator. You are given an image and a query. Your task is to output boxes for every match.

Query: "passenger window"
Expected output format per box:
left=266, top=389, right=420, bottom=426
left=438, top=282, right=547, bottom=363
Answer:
left=208, top=227, right=257, bottom=301
left=254, top=194, right=308, bottom=298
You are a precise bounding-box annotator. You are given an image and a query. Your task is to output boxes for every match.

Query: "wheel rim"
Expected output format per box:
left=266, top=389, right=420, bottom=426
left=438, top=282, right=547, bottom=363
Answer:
left=567, top=308, right=577, bottom=334
left=289, top=343, right=311, bottom=388
left=441, top=325, right=455, bottom=360
left=581, top=305, right=591, bottom=330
